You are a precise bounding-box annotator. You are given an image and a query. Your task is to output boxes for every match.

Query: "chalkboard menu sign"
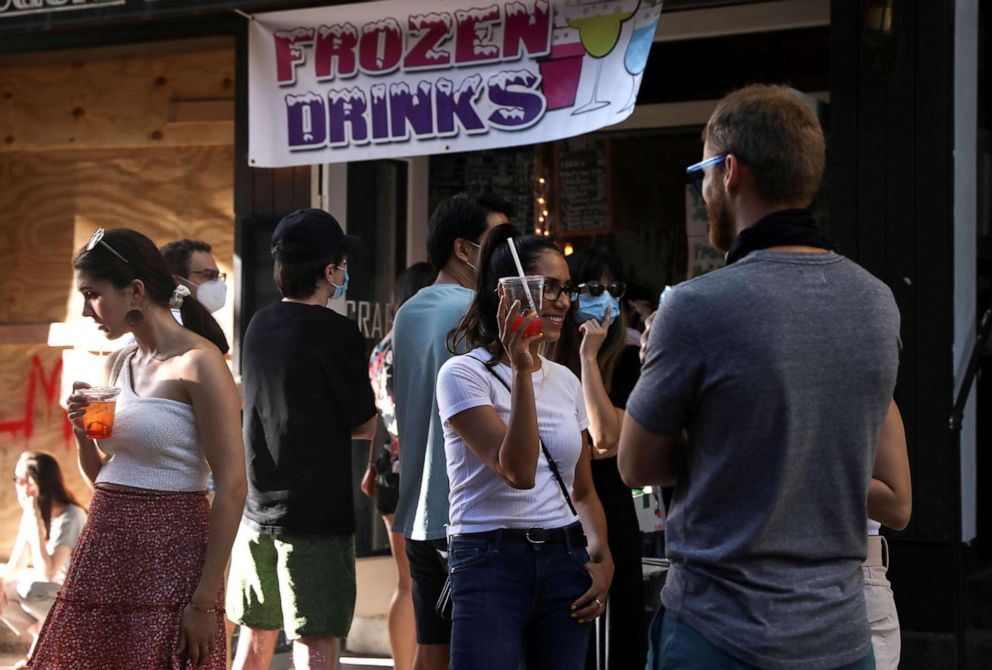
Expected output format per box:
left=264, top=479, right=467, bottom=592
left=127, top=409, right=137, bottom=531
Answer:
left=554, top=137, right=612, bottom=235
left=429, top=147, right=537, bottom=229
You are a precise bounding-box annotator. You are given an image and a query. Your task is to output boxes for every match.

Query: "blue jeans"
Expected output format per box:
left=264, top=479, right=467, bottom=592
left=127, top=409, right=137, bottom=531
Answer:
left=651, top=612, right=876, bottom=670
left=448, top=529, right=593, bottom=670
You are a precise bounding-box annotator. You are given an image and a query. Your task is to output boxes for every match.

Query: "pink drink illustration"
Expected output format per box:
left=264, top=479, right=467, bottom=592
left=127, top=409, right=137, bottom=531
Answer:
left=538, top=41, right=587, bottom=110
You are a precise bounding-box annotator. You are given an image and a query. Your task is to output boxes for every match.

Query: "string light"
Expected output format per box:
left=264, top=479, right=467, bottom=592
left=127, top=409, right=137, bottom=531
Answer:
left=534, top=172, right=551, bottom=236
left=563, top=243, right=574, bottom=256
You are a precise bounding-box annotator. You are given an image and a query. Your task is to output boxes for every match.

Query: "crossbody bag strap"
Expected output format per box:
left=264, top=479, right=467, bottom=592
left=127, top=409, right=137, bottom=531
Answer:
left=473, top=356, right=578, bottom=518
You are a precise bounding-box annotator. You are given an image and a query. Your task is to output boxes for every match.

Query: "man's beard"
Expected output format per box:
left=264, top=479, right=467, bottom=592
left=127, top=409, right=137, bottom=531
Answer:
left=706, top=189, right=735, bottom=252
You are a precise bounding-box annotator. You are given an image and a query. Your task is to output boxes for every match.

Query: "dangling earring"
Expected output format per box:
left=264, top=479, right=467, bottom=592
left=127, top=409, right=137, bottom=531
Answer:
left=125, top=309, right=144, bottom=326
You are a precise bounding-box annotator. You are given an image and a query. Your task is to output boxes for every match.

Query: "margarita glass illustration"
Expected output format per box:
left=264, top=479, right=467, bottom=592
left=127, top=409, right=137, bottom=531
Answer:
left=620, top=0, right=663, bottom=113
left=561, top=0, right=639, bottom=115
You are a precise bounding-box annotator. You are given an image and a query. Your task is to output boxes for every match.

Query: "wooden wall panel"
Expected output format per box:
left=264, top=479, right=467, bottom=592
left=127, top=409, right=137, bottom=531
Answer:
left=0, top=46, right=234, bottom=152
left=0, top=152, right=78, bottom=324
left=0, top=146, right=235, bottom=331
left=69, top=146, right=237, bottom=343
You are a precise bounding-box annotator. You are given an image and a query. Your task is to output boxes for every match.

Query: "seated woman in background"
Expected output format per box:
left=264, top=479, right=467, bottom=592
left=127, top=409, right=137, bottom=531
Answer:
left=0, top=452, right=86, bottom=668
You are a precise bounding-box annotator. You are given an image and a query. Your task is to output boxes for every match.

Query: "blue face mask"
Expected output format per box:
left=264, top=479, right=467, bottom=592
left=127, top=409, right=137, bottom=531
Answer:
left=574, top=292, right=619, bottom=325
left=330, top=269, right=349, bottom=301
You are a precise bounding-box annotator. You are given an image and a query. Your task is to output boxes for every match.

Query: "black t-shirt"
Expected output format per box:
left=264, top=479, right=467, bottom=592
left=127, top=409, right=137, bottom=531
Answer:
left=241, top=301, right=377, bottom=535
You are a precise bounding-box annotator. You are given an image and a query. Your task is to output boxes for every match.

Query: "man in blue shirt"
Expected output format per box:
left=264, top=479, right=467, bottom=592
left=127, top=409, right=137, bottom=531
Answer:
left=392, top=193, right=509, bottom=670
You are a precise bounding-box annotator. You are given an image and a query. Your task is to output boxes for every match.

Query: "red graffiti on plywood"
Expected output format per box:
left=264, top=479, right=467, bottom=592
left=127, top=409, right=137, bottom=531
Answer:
left=0, top=356, right=72, bottom=445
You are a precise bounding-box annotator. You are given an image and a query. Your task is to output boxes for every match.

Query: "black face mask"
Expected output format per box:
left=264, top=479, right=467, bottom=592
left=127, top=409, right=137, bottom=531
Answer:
left=724, top=209, right=831, bottom=265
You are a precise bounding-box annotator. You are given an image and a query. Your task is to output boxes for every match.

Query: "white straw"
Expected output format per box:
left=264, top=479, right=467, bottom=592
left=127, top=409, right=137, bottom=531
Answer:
left=506, top=238, right=538, bottom=314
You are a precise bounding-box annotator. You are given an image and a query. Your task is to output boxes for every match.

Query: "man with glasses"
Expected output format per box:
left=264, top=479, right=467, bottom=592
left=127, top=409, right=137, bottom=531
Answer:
left=391, top=193, right=511, bottom=670
left=619, top=85, right=906, bottom=670
left=161, top=239, right=228, bottom=314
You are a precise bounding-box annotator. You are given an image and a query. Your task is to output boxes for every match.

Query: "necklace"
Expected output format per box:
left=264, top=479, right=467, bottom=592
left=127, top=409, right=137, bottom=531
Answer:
left=535, top=360, right=547, bottom=391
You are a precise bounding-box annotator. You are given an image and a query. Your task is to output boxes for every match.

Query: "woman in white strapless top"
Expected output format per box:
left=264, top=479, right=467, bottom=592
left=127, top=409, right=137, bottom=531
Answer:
left=29, top=228, right=246, bottom=670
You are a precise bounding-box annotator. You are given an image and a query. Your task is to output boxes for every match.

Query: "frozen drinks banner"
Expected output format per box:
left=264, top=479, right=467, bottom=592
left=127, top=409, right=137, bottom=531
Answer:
left=248, top=0, right=663, bottom=167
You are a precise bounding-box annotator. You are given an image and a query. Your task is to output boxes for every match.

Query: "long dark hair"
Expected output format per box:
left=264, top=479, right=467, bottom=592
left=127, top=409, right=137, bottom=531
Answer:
left=553, top=247, right=628, bottom=392
left=73, top=228, right=229, bottom=354
left=447, top=224, right=560, bottom=365
left=22, top=452, right=82, bottom=539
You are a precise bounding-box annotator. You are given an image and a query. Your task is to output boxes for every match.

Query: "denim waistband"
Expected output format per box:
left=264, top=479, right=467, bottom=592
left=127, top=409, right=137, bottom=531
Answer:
left=451, top=522, right=586, bottom=548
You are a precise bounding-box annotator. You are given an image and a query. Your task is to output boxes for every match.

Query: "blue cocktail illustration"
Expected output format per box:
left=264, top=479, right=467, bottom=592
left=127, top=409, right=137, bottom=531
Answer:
left=620, top=0, right=663, bottom=113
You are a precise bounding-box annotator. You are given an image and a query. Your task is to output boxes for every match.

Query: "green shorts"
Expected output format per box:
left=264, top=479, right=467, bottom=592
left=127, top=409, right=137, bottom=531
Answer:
left=226, top=522, right=356, bottom=640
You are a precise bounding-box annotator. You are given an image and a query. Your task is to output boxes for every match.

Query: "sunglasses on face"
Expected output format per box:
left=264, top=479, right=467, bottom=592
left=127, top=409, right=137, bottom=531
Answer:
left=685, top=154, right=728, bottom=196
left=86, top=228, right=129, bottom=264
left=579, top=281, right=626, bottom=299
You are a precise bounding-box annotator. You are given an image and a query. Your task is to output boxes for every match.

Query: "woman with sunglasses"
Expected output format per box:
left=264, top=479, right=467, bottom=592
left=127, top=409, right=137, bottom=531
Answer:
left=437, top=224, right=612, bottom=670
left=0, top=452, right=86, bottom=668
left=553, top=247, right=647, bottom=670
left=30, top=228, right=246, bottom=669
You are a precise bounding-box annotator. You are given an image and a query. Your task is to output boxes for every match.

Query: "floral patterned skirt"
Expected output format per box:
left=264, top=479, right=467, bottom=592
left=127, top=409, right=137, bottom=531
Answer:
left=28, top=486, right=225, bottom=670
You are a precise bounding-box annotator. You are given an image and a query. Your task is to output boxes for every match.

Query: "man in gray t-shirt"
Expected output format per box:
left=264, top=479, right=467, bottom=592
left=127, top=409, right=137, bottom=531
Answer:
left=619, top=85, right=901, bottom=670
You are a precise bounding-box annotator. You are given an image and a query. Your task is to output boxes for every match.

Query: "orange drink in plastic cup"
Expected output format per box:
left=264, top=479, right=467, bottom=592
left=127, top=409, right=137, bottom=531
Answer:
left=79, top=386, right=121, bottom=440
left=499, top=276, right=544, bottom=337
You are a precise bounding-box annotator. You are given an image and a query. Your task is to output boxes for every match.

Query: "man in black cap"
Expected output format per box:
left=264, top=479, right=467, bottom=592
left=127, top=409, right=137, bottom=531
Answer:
left=227, top=209, right=378, bottom=670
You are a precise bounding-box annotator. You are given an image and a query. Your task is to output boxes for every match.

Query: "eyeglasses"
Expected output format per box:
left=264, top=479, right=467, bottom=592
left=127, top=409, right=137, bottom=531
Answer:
left=86, top=228, right=129, bottom=264
left=188, top=269, right=227, bottom=282
left=543, top=278, right=579, bottom=303
left=579, top=281, right=626, bottom=299
left=12, top=476, right=27, bottom=486
left=334, top=260, right=349, bottom=271
left=685, top=154, right=728, bottom=196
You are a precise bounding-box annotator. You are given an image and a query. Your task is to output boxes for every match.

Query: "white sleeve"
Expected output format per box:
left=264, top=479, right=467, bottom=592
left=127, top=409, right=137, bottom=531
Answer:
left=437, top=356, right=496, bottom=423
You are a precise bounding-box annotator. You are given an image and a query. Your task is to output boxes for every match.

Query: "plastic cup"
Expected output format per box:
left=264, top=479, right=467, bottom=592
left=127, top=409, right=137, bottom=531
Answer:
left=78, top=386, right=121, bottom=439
left=499, top=276, right=544, bottom=337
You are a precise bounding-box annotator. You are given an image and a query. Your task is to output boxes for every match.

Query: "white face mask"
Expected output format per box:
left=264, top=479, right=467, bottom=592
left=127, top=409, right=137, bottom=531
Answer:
left=192, top=277, right=227, bottom=313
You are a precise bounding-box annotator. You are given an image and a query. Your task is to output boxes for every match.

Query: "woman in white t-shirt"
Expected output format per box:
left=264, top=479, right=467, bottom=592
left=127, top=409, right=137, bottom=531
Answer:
left=0, top=452, right=86, bottom=668
left=437, top=224, right=613, bottom=670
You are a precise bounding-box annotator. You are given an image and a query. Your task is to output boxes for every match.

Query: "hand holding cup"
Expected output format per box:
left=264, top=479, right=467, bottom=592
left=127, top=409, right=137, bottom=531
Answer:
left=67, top=383, right=120, bottom=440
left=497, top=293, right=543, bottom=372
